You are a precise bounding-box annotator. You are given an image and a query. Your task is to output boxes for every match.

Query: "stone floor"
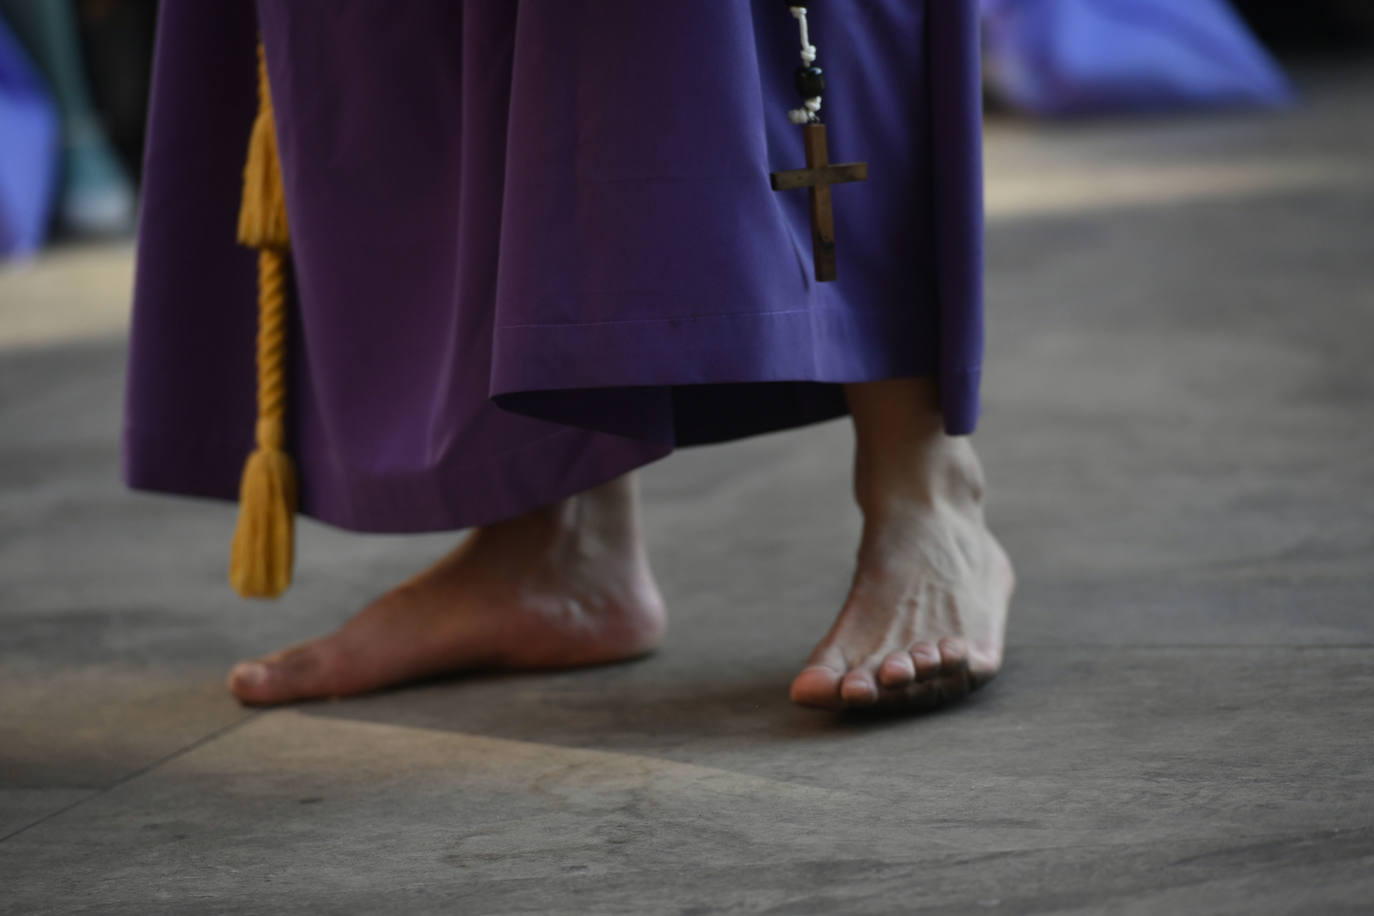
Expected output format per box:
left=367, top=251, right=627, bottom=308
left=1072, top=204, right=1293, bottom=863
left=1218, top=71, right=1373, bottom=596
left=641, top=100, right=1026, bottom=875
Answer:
left=3, top=66, right=1373, bottom=915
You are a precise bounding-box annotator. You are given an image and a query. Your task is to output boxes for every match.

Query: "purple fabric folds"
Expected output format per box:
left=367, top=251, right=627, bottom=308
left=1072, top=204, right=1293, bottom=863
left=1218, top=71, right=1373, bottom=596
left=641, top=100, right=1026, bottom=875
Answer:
left=982, top=0, right=1293, bottom=116
left=123, top=0, right=986, bottom=533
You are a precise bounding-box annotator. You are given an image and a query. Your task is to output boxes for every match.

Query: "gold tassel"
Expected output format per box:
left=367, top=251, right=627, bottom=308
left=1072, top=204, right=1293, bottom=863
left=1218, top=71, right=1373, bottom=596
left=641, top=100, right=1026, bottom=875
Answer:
left=230, top=43, right=296, bottom=599
left=237, top=44, right=289, bottom=249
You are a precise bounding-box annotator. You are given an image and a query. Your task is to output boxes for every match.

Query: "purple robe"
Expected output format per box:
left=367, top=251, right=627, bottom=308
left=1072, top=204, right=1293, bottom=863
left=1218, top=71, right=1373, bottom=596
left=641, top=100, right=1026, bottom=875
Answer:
left=123, top=0, right=985, bottom=533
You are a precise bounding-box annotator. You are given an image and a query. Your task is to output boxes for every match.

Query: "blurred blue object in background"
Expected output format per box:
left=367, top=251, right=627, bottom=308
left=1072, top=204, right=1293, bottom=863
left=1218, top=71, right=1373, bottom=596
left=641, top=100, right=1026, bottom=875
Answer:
left=982, top=0, right=1294, bottom=116
left=0, top=12, right=58, bottom=258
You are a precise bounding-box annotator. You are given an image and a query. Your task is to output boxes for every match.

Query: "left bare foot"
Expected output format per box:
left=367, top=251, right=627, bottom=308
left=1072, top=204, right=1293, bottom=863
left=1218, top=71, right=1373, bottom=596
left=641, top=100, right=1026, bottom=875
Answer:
left=226, top=473, right=665, bottom=706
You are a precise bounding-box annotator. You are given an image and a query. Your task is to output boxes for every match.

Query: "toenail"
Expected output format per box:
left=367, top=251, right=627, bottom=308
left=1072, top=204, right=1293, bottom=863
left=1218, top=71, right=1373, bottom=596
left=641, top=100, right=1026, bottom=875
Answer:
left=842, top=678, right=877, bottom=699
left=232, top=662, right=266, bottom=686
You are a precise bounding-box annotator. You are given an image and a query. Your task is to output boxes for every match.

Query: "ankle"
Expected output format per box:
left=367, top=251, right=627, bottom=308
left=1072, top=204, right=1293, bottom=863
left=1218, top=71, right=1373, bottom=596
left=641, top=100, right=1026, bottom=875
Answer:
left=488, top=473, right=643, bottom=555
left=853, top=436, right=986, bottom=519
left=843, top=378, right=987, bottom=517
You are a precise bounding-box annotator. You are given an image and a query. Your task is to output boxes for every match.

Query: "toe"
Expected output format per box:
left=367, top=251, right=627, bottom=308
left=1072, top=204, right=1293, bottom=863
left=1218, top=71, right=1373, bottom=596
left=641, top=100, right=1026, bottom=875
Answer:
left=967, top=646, right=1002, bottom=692
left=968, top=661, right=1000, bottom=692
left=840, top=669, right=879, bottom=706
left=227, top=644, right=338, bottom=706
left=226, top=660, right=269, bottom=702
left=877, top=651, right=916, bottom=689
left=790, top=664, right=846, bottom=710
left=908, top=642, right=943, bottom=681
left=932, top=638, right=974, bottom=702
left=937, top=637, right=970, bottom=677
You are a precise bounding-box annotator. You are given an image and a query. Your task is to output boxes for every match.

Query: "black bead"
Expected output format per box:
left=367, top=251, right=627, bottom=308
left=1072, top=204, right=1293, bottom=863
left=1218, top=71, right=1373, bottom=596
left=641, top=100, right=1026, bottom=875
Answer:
left=794, top=65, right=825, bottom=99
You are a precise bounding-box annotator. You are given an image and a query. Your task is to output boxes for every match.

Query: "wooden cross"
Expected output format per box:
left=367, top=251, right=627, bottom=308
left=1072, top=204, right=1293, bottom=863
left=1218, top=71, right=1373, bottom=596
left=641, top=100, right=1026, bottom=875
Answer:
left=769, top=123, right=868, bottom=282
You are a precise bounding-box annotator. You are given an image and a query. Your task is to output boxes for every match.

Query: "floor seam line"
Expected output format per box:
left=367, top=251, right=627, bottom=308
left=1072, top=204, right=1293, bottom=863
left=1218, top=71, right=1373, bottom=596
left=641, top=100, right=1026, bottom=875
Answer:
left=0, top=711, right=263, bottom=845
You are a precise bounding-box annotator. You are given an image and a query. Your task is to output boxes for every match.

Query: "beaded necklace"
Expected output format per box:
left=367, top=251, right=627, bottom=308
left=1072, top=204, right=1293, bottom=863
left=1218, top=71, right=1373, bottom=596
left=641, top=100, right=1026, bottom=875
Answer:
left=769, top=3, right=869, bottom=282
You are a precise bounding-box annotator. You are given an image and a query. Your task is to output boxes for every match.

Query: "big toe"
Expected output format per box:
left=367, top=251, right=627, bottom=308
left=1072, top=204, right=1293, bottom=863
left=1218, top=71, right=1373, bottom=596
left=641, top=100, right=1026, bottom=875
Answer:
left=227, top=644, right=340, bottom=706
left=790, top=664, right=846, bottom=710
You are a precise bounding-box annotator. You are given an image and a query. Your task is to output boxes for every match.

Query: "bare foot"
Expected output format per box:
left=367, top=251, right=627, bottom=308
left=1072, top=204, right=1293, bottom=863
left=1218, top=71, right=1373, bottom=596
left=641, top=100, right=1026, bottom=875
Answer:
left=790, top=379, right=1014, bottom=712
left=227, top=474, right=665, bottom=705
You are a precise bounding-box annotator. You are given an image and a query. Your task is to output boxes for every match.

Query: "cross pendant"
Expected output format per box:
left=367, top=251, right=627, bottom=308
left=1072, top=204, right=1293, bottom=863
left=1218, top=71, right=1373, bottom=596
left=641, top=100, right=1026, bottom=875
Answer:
left=769, top=123, right=869, bottom=282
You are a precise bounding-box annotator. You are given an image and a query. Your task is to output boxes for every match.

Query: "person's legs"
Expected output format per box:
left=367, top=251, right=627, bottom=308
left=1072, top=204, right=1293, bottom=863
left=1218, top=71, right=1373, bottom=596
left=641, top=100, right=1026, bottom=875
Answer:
left=227, top=473, right=666, bottom=705
left=790, top=377, right=1014, bottom=711
left=229, top=379, right=1011, bottom=712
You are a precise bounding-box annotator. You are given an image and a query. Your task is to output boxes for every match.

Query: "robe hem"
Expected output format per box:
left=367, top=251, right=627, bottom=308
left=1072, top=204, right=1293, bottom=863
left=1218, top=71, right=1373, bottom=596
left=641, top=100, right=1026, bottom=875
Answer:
left=490, top=307, right=977, bottom=438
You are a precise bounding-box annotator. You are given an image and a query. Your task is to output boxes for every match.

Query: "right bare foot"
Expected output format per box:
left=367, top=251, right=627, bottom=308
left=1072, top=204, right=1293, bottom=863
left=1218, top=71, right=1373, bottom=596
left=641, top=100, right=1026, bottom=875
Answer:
left=227, top=474, right=666, bottom=705
left=790, top=378, right=1014, bottom=713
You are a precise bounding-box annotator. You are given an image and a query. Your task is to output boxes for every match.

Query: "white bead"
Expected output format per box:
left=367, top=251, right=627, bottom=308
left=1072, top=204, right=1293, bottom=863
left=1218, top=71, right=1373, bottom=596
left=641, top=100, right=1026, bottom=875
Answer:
left=785, top=5, right=823, bottom=124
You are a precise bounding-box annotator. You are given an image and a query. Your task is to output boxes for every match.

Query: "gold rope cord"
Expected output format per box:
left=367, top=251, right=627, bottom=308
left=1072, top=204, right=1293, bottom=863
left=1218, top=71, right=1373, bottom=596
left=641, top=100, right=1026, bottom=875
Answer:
left=229, top=41, right=296, bottom=599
